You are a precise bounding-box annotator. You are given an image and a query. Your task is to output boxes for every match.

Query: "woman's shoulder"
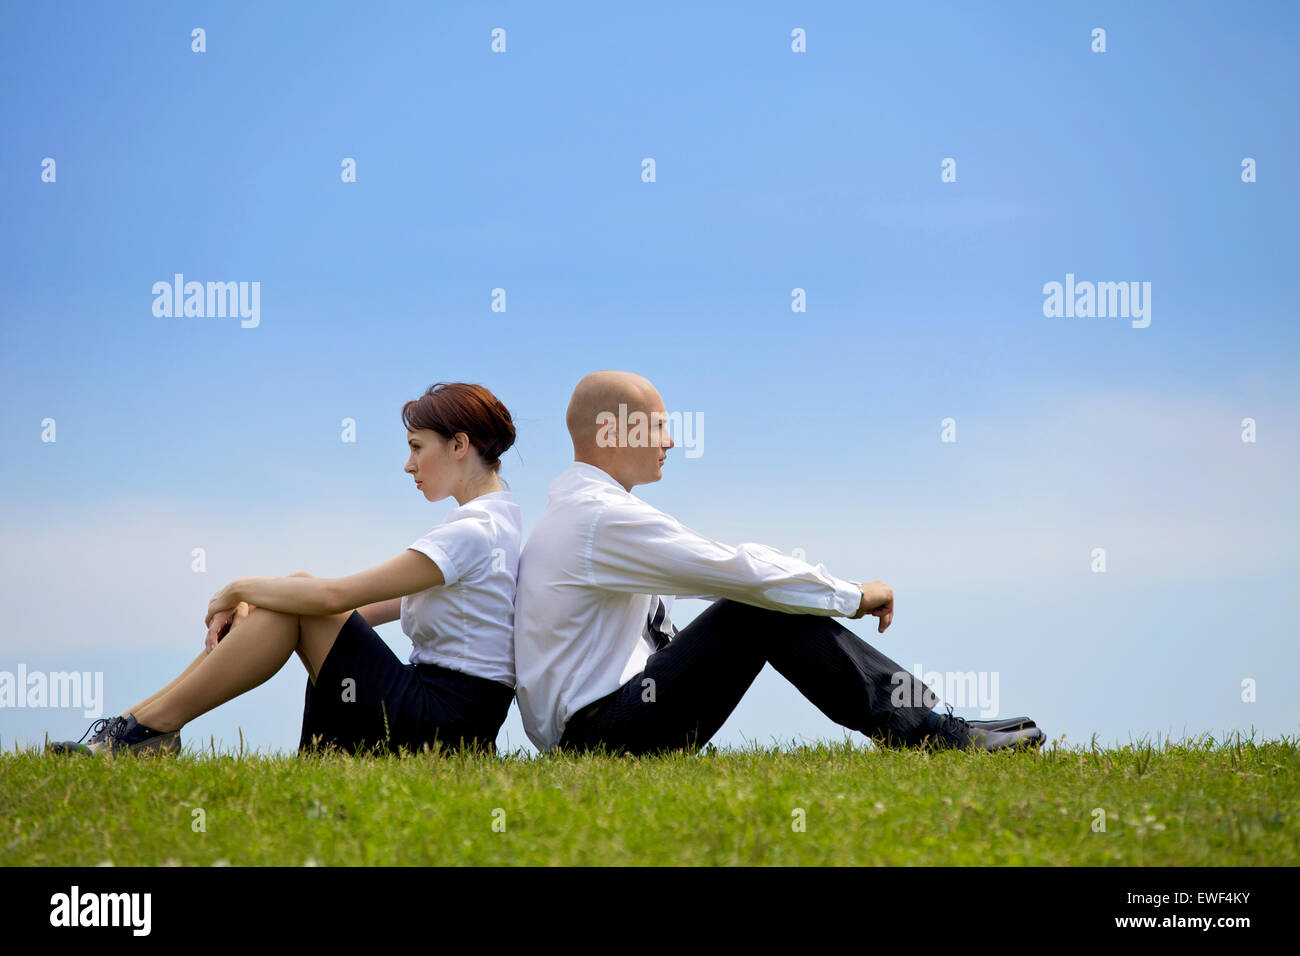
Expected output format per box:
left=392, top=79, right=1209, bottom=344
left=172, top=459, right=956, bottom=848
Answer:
left=459, top=493, right=521, bottom=537
left=430, top=500, right=519, bottom=568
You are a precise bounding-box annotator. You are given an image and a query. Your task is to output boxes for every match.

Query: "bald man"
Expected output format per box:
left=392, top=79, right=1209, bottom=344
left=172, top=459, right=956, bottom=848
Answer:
left=512, top=370, right=1044, bottom=755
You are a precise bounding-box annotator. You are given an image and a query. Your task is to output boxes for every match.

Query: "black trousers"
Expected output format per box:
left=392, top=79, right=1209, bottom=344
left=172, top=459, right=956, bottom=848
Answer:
left=557, top=598, right=940, bottom=756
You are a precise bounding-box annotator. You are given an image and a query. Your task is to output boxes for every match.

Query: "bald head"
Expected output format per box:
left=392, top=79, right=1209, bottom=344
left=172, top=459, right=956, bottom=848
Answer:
left=565, top=370, right=674, bottom=490
left=566, top=370, right=658, bottom=453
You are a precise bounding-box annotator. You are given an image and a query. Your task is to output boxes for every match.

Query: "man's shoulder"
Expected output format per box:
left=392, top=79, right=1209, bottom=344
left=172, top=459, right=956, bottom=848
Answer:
left=597, top=490, right=677, bottom=525
left=541, top=477, right=641, bottom=524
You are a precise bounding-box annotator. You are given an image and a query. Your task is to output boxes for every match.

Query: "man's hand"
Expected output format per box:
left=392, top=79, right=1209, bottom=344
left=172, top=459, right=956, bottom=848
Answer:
left=205, top=602, right=254, bottom=653
left=852, top=580, right=894, bottom=633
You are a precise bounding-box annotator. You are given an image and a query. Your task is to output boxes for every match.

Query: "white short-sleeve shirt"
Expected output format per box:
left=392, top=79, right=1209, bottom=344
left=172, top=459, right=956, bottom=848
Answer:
left=399, top=490, right=521, bottom=687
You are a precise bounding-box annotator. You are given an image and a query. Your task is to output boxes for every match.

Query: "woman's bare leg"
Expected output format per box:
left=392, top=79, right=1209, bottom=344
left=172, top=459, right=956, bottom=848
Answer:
left=119, top=652, right=208, bottom=718
left=131, top=605, right=351, bottom=733
left=122, top=574, right=341, bottom=732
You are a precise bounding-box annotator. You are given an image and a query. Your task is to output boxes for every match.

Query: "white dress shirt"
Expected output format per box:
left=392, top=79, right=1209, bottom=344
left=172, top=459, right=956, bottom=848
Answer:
left=513, top=462, right=864, bottom=750
left=400, top=490, right=521, bottom=687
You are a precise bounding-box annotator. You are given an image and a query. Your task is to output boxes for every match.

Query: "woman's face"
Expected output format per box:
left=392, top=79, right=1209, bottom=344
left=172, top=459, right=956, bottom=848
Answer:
left=404, top=428, right=464, bottom=502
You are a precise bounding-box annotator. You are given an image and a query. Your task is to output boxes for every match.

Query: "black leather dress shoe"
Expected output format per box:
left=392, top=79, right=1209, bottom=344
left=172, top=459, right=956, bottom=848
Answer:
left=966, top=715, right=1035, bottom=733
left=927, top=707, right=1044, bottom=751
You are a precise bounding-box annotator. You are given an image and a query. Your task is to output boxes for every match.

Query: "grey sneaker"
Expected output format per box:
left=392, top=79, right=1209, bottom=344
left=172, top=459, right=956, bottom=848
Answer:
left=47, top=716, right=125, bottom=755
left=89, top=714, right=181, bottom=755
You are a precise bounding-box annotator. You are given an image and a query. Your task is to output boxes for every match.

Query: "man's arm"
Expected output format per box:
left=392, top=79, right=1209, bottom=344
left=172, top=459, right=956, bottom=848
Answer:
left=586, top=500, right=864, bottom=618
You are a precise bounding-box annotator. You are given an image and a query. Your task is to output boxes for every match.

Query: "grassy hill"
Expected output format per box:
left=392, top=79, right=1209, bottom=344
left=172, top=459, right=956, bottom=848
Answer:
left=3, top=732, right=1294, bottom=866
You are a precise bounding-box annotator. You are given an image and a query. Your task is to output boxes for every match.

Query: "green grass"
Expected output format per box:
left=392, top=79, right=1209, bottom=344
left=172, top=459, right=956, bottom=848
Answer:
left=2, top=731, right=1295, bottom=865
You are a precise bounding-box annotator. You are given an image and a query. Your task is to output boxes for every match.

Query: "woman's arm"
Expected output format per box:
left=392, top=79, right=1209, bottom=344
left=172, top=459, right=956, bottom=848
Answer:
left=206, top=550, right=445, bottom=625
left=357, top=597, right=402, bottom=627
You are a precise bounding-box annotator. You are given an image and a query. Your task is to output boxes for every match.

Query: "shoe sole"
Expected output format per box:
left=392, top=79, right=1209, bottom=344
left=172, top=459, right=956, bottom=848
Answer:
left=919, top=725, right=1046, bottom=753
left=86, top=732, right=182, bottom=756
left=46, top=742, right=95, bottom=755
left=992, top=727, right=1045, bottom=751
left=868, top=721, right=1043, bottom=752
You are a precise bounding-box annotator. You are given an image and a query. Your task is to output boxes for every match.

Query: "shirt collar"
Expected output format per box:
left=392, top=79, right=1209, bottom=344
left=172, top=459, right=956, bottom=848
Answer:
left=447, top=489, right=514, bottom=515
left=557, top=461, right=629, bottom=496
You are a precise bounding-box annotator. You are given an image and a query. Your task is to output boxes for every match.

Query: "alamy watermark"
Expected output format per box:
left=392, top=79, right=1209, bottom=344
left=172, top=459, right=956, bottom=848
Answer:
left=891, top=664, right=1000, bottom=718
left=1042, top=273, right=1150, bottom=328
left=0, top=665, right=104, bottom=717
left=595, top=403, right=704, bottom=458
left=152, top=273, right=260, bottom=328
left=49, top=886, right=150, bottom=936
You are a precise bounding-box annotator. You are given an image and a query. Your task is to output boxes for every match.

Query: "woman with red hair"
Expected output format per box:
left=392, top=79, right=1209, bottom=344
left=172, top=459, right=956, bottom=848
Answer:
left=49, top=382, right=522, bottom=757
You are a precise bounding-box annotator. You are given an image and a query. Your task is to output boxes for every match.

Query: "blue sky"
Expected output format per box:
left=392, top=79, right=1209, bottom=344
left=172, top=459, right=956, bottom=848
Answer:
left=2, top=1, right=1297, bottom=754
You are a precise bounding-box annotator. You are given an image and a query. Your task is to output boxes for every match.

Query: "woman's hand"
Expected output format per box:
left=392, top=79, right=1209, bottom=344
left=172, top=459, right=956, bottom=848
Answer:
left=206, top=579, right=246, bottom=628
left=205, top=601, right=254, bottom=652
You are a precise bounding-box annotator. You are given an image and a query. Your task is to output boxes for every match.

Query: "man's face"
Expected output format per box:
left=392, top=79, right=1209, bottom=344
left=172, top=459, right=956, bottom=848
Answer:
left=615, top=391, right=673, bottom=488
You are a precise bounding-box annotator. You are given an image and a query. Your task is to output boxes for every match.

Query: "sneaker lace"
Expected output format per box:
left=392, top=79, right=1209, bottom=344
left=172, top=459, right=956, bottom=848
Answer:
left=76, top=718, right=109, bottom=744
left=79, top=716, right=125, bottom=744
